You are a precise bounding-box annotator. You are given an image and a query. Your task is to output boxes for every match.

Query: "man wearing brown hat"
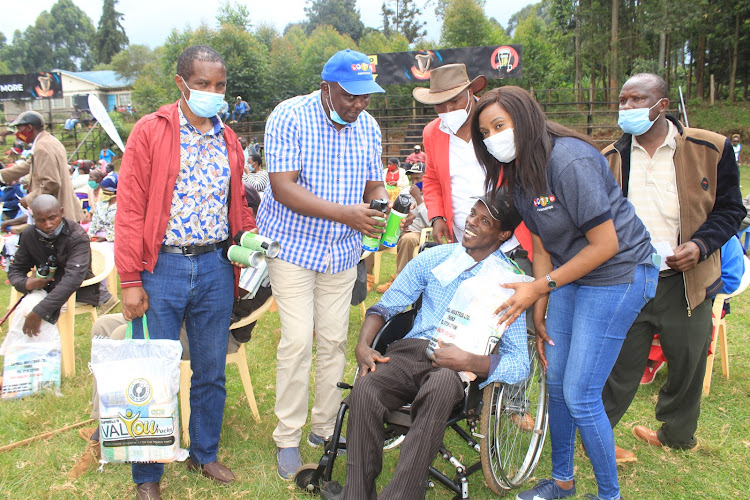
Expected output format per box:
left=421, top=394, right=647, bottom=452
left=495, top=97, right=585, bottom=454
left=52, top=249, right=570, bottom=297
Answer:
left=412, top=64, right=531, bottom=255
left=1, top=111, right=83, bottom=221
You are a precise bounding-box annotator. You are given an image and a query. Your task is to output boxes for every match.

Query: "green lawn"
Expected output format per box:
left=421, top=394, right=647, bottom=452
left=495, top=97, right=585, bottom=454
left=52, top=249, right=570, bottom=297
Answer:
left=2, top=169, right=750, bottom=498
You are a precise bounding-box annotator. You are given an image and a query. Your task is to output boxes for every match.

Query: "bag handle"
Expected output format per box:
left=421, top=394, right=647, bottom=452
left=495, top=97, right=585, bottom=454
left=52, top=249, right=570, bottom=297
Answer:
left=125, top=314, right=150, bottom=340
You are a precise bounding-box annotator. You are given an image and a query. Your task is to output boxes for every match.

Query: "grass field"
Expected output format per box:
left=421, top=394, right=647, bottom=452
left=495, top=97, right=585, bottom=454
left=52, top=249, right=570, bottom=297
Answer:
left=1, top=167, right=750, bottom=499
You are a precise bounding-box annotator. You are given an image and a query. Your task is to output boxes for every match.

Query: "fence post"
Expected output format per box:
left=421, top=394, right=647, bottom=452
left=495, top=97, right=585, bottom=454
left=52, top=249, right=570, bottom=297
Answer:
left=710, top=74, right=715, bottom=105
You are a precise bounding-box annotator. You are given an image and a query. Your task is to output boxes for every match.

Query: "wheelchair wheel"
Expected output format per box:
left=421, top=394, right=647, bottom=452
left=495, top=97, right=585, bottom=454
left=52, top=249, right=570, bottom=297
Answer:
left=480, top=334, right=548, bottom=493
left=295, top=463, right=322, bottom=494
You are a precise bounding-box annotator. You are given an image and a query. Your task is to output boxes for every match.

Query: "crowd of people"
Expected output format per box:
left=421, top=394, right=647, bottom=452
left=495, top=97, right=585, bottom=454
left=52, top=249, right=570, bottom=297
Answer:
left=0, top=44, right=745, bottom=500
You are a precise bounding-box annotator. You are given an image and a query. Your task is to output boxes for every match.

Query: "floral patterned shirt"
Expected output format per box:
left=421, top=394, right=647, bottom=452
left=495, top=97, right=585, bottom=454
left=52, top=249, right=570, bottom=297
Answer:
left=163, top=106, right=230, bottom=246
left=87, top=200, right=117, bottom=241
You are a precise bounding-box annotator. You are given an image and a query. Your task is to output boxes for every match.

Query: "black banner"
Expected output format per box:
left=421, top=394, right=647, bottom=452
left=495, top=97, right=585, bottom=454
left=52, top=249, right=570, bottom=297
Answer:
left=368, top=45, right=522, bottom=86
left=0, top=72, right=63, bottom=101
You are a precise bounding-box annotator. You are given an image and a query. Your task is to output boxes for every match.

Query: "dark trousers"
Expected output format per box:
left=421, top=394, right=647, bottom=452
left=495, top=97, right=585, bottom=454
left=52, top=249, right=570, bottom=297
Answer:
left=602, top=273, right=712, bottom=449
left=341, top=338, right=464, bottom=500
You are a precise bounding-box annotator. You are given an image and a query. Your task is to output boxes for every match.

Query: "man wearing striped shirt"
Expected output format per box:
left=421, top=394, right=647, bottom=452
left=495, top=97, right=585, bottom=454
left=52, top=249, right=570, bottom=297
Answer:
left=257, top=49, right=389, bottom=479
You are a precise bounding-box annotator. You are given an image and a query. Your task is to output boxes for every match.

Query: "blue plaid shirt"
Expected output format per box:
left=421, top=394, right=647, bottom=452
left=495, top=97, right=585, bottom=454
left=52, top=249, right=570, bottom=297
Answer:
left=163, top=106, right=230, bottom=246
left=372, top=244, right=530, bottom=387
left=257, top=91, right=383, bottom=273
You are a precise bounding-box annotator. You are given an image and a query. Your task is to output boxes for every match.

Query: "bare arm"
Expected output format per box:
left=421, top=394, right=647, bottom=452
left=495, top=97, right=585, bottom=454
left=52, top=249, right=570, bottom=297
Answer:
left=354, top=313, right=390, bottom=376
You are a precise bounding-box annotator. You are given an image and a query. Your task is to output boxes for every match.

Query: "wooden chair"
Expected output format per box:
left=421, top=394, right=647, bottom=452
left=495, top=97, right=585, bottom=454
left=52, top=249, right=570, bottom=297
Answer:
left=703, top=259, right=750, bottom=395
left=74, top=243, right=117, bottom=323
left=179, top=295, right=275, bottom=446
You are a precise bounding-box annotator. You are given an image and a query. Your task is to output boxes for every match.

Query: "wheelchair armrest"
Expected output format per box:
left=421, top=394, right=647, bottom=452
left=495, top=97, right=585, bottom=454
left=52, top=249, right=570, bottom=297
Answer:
left=371, top=307, right=418, bottom=355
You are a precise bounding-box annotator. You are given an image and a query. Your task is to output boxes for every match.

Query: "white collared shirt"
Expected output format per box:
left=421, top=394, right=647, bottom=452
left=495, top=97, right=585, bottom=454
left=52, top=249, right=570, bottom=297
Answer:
left=447, top=134, right=486, bottom=242
left=628, top=120, right=680, bottom=250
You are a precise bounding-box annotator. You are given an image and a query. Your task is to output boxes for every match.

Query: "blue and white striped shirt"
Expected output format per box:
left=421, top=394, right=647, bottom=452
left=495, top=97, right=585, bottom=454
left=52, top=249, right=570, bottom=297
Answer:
left=373, top=244, right=530, bottom=387
left=257, top=91, right=383, bottom=273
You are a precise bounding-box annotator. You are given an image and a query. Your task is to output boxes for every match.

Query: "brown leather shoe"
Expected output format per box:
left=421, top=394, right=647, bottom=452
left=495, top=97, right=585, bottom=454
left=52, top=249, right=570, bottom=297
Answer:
left=510, top=413, right=535, bottom=432
left=632, top=425, right=700, bottom=451
left=580, top=442, right=637, bottom=464
left=187, top=458, right=235, bottom=484
left=77, top=426, right=97, bottom=442
left=135, top=482, right=160, bottom=500
left=376, top=276, right=394, bottom=294
left=615, top=445, right=637, bottom=463
left=67, top=439, right=101, bottom=479
left=632, top=425, right=663, bottom=447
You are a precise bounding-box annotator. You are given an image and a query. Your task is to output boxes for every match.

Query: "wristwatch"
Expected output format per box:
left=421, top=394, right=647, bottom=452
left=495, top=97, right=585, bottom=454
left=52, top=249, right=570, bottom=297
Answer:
left=430, top=216, right=446, bottom=226
left=545, top=274, right=557, bottom=290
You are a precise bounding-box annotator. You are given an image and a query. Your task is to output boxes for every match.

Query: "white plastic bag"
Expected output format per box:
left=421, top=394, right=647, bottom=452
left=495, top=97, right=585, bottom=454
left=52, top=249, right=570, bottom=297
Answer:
left=433, top=255, right=533, bottom=381
left=90, top=316, right=185, bottom=463
left=1, top=291, right=62, bottom=399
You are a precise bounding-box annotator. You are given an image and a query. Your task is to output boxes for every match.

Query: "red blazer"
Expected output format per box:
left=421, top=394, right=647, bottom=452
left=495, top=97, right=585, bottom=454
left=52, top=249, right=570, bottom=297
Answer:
left=116, top=101, right=256, bottom=296
left=421, top=118, right=533, bottom=258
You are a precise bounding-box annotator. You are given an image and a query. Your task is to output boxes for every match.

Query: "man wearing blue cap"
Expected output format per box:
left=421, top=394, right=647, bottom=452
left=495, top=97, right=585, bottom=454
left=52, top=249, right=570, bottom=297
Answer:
left=257, top=49, right=389, bottom=479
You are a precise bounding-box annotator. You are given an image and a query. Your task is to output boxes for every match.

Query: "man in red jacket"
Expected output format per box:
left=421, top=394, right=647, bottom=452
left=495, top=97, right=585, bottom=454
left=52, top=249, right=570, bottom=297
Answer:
left=115, top=45, right=256, bottom=500
left=413, top=64, right=532, bottom=255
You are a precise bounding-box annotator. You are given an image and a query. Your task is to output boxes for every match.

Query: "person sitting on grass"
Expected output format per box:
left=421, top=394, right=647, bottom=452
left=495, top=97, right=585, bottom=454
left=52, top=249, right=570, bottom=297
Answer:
left=335, top=193, right=530, bottom=500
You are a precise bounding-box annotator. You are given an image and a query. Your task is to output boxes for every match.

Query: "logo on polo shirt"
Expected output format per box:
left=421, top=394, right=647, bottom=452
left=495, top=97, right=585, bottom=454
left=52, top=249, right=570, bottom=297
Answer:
left=533, top=195, right=556, bottom=208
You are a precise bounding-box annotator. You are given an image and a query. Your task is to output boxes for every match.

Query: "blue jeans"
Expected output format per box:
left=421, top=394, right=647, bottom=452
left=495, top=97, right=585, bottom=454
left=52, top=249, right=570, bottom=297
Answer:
left=545, top=263, right=658, bottom=500
left=130, top=248, right=234, bottom=484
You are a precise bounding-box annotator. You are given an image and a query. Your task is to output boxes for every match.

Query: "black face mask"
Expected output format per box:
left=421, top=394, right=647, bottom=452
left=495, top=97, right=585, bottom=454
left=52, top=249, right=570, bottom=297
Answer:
left=35, top=220, right=64, bottom=240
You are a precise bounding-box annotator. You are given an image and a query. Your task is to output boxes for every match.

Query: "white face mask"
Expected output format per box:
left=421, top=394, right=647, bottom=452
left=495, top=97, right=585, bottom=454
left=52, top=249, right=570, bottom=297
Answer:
left=483, top=128, right=516, bottom=163
left=438, top=90, right=472, bottom=135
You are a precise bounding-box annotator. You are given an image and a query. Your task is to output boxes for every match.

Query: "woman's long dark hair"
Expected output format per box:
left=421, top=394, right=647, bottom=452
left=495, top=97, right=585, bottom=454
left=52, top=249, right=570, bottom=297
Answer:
left=471, top=86, right=594, bottom=199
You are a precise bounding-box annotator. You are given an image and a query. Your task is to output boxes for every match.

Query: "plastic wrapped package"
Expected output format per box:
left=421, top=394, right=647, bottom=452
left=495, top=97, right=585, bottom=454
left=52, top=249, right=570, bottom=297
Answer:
left=0, top=291, right=61, bottom=399
left=90, top=317, right=185, bottom=463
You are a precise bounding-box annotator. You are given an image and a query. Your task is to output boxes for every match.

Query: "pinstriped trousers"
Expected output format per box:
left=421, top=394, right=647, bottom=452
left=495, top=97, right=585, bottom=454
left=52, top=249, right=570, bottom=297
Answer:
left=341, top=338, right=465, bottom=500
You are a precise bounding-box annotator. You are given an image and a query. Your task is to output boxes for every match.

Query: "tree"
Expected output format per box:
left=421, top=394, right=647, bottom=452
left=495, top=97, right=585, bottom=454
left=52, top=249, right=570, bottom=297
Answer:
left=1, top=0, right=95, bottom=72
left=93, top=0, right=128, bottom=65
left=305, top=0, right=365, bottom=42
left=110, top=44, right=154, bottom=79
left=254, top=22, right=279, bottom=51
left=381, top=0, right=426, bottom=44
left=440, top=0, right=493, bottom=48
left=217, top=1, right=251, bottom=31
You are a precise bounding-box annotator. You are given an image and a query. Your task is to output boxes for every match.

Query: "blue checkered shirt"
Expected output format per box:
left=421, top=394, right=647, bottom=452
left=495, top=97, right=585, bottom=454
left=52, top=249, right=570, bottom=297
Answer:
left=372, top=244, right=530, bottom=387
left=257, top=91, right=383, bottom=273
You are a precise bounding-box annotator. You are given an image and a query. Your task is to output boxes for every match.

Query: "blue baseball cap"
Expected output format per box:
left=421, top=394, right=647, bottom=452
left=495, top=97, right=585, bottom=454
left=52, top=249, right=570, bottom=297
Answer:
left=321, top=49, right=385, bottom=95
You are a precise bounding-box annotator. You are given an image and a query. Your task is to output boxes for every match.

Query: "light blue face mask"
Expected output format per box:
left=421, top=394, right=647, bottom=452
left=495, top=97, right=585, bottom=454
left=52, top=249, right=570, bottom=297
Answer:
left=88, top=180, right=99, bottom=189
left=324, top=85, right=350, bottom=126
left=181, top=77, right=225, bottom=118
left=618, top=99, right=664, bottom=136
left=431, top=245, right=477, bottom=286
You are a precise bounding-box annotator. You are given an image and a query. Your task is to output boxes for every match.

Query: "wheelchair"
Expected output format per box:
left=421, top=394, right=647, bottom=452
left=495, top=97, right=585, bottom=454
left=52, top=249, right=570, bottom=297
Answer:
left=295, top=302, right=548, bottom=499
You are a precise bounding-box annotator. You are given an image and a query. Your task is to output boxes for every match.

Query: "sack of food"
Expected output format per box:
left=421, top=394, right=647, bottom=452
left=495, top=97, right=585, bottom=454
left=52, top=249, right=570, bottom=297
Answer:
left=1, top=291, right=61, bottom=399
left=90, top=316, right=184, bottom=463
left=433, top=254, right=533, bottom=381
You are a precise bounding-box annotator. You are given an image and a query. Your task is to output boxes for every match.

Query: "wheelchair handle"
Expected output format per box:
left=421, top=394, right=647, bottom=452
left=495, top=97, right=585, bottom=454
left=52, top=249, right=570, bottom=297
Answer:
left=337, top=382, right=353, bottom=390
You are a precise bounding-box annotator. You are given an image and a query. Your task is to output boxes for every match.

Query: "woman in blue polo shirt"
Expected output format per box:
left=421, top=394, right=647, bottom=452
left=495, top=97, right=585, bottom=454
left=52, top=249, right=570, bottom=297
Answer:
left=470, top=86, right=657, bottom=500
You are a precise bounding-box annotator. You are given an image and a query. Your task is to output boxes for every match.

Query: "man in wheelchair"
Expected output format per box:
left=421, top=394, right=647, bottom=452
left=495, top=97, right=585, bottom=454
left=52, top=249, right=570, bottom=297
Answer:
left=340, top=192, right=531, bottom=499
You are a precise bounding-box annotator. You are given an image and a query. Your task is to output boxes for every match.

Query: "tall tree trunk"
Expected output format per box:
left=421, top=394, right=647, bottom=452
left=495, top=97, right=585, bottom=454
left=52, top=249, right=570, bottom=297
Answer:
left=610, top=0, right=619, bottom=110
left=575, top=1, right=583, bottom=108
left=665, top=32, right=671, bottom=91
left=696, top=34, right=706, bottom=101
left=729, top=13, right=739, bottom=104
left=659, top=32, right=666, bottom=72
left=687, top=43, right=693, bottom=100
